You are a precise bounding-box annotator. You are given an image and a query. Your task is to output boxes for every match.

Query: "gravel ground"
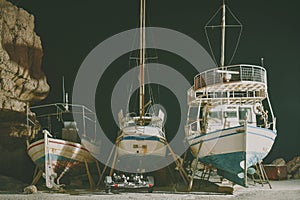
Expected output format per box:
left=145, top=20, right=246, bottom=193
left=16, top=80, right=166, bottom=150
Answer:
left=0, top=179, right=299, bottom=200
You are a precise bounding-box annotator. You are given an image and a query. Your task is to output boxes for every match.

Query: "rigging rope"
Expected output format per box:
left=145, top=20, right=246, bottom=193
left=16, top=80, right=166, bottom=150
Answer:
left=226, top=6, right=243, bottom=65
left=204, top=4, right=243, bottom=66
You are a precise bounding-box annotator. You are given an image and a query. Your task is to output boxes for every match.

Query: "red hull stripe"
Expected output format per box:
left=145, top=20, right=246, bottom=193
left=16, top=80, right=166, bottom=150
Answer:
left=27, top=139, right=90, bottom=153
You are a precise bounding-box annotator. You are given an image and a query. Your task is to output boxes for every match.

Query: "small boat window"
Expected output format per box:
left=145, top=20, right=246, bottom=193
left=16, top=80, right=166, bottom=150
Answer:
left=239, top=107, right=252, bottom=122
left=208, top=111, right=222, bottom=125
left=224, top=111, right=237, bottom=118
left=208, top=111, right=222, bottom=119
left=189, top=107, right=200, bottom=120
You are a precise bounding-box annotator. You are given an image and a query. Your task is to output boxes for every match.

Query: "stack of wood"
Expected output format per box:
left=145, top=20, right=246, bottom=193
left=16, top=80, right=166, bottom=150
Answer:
left=287, top=156, right=300, bottom=179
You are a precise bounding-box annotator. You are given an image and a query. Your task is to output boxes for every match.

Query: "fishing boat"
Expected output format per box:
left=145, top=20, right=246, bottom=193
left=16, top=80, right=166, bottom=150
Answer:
left=26, top=95, right=101, bottom=189
left=185, top=1, right=277, bottom=186
left=115, top=0, right=167, bottom=172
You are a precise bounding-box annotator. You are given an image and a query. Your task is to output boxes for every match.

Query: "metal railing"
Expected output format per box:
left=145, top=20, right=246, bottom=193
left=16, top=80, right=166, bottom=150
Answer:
left=194, top=64, right=267, bottom=90
left=120, top=112, right=164, bottom=129
left=27, top=103, right=97, bottom=141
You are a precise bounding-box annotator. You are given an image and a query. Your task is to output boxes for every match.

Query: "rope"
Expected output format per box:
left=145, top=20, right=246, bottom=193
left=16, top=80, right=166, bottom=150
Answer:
left=204, top=4, right=243, bottom=66
left=205, top=28, right=218, bottom=66
left=204, top=6, right=222, bottom=66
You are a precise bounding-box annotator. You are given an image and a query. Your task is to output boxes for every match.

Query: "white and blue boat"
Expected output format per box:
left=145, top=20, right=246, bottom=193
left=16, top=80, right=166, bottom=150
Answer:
left=26, top=102, right=100, bottom=189
left=115, top=0, right=167, bottom=173
left=185, top=2, right=277, bottom=187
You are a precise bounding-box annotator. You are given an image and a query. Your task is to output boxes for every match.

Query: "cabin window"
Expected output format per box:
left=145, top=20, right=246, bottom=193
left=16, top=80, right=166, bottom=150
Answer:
left=224, top=111, right=237, bottom=118
left=239, top=107, right=252, bottom=122
left=208, top=111, right=222, bottom=119
left=133, top=144, right=138, bottom=148
left=128, top=122, right=135, bottom=126
left=207, top=111, right=222, bottom=125
left=189, top=107, right=200, bottom=120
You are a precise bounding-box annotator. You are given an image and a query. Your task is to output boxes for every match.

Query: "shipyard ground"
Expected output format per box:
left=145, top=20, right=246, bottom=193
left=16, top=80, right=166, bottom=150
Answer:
left=0, top=179, right=299, bottom=200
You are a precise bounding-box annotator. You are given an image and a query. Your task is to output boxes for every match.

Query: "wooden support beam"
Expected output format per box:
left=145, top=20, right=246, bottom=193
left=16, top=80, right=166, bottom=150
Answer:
left=31, top=169, right=43, bottom=185
left=166, top=142, right=189, bottom=185
left=95, top=160, right=102, bottom=185
left=188, top=140, right=203, bottom=192
left=84, top=159, right=95, bottom=190
left=109, top=145, right=118, bottom=176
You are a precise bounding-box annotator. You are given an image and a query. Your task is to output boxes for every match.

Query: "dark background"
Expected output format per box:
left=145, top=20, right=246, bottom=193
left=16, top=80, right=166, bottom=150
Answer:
left=11, top=0, right=300, bottom=163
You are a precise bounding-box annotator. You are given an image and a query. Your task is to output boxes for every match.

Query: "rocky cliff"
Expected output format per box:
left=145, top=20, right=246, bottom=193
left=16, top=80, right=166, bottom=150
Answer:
left=0, top=0, right=49, bottom=137
left=0, top=0, right=49, bottom=182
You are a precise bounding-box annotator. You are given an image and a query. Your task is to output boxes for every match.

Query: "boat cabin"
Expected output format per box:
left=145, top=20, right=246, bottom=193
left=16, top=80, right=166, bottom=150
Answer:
left=187, top=103, right=259, bottom=135
left=204, top=105, right=256, bottom=133
left=119, top=112, right=164, bottom=130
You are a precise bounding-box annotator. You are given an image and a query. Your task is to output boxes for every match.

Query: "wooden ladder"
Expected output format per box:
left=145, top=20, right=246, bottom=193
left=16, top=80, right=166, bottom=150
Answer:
left=252, top=161, right=272, bottom=189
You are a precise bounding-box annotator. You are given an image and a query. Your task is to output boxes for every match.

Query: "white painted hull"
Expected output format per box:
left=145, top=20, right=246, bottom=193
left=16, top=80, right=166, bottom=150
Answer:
left=188, top=125, right=276, bottom=162
left=117, top=136, right=167, bottom=158
left=117, top=126, right=166, bottom=158
left=116, top=125, right=167, bottom=172
left=187, top=125, right=276, bottom=186
left=27, top=138, right=95, bottom=174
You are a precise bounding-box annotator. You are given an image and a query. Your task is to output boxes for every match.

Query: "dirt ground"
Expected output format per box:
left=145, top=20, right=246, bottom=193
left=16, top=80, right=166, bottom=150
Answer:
left=0, top=179, right=299, bottom=200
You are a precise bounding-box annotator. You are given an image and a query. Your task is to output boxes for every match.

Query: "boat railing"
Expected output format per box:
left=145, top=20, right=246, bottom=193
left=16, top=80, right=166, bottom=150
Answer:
left=257, top=117, right=276, bottom=131
left=28, top=103, right=97, bottom=140
left=120, top=112, right=163, bottom=128
left=194, top=64, right=267, bottom=90
left=149, top=115, right=163, bottom=128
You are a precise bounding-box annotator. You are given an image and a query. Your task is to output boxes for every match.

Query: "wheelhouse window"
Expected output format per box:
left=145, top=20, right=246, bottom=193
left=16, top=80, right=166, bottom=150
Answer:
left=208, top=111, right=222, bottom=124
left=224, top=111, right=237, bottom=118
left=239, top=107, right=252, bottom=123
left=208, top=111, right=222, bottom=119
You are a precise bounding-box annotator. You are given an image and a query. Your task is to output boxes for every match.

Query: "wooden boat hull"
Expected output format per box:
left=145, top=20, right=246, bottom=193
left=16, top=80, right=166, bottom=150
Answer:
left=27, top=138, right=95, bottom=178
left=187, top=125, right=277, bottom=186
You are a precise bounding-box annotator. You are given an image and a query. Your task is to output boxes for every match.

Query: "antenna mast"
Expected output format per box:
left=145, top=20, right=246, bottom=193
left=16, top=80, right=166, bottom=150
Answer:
left=220, top=0, right=226, bottom=67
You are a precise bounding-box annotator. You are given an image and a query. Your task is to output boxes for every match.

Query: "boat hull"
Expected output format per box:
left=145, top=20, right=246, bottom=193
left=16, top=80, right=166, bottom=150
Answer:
left=27, top=138, right=95, bottom=179
left=187, top=125, right=276, bottom=186
left=116, top=126, right=167, bottom=172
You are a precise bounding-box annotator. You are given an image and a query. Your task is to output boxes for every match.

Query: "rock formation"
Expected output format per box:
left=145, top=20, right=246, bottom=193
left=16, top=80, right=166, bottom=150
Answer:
left=271, top=158, right=286, bottom=166
left=0, top=0, right=49, bottom=182
left=287, top=156, right=300, bottom=179
left=0, top=0, right=49, bottom=137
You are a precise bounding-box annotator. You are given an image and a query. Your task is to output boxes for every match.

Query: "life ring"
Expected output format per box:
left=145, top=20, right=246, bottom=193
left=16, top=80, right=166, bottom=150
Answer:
left=253, top=102, right=262, bottom=115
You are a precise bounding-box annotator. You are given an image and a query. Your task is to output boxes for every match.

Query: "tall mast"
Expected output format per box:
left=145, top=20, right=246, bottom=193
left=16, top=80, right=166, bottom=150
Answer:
left=220, top=0, right=226, bottom=67
left=139, top=0, right=145, bottom=119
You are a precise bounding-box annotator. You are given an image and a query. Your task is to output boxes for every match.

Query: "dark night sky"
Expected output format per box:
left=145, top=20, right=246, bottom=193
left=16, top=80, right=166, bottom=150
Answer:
left=10, top=0, right=300, bottom=162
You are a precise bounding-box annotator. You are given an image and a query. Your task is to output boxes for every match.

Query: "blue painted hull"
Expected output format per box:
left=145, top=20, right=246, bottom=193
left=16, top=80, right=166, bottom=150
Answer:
left=188, top=125, right=277, bottom=187
left=200, top=151, right=266, bottom=187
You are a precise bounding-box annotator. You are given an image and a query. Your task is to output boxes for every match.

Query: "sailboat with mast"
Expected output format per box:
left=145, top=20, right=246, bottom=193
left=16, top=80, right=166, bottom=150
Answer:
left=185, top=1, right=277, bottom=186
left=115, top=0, right=167, bottom=172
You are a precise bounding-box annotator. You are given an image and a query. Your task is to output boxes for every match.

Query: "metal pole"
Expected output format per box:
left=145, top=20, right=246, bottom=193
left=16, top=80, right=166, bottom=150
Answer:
left=220, top=0, right=226, bottom=67
left=139, top=0, right=145, bottom=120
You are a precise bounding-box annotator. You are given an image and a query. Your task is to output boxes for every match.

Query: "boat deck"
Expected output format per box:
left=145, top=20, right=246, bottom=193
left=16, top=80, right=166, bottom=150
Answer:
left=188, top=64, right=268, bottom=105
